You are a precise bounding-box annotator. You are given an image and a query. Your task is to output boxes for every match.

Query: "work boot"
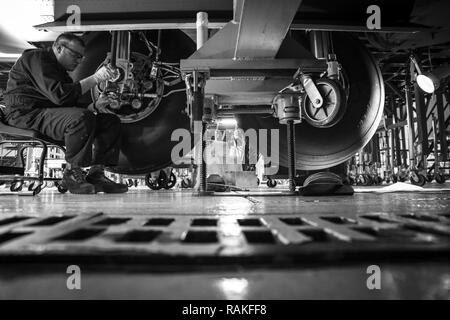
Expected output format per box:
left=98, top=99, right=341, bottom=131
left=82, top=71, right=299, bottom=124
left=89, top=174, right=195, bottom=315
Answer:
left=86, top=171, right=128, bottom=193
left=62, top=168, right=96, bottom=194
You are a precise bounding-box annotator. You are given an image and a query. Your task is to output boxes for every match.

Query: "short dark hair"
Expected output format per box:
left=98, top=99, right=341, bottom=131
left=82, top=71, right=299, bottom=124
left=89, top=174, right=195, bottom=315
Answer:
left=54, top=32, right=85, bottom=48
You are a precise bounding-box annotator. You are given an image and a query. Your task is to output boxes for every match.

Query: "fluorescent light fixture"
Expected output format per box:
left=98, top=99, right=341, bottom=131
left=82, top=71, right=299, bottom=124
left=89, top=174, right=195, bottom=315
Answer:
left=0, top=52, right=21, bottom=59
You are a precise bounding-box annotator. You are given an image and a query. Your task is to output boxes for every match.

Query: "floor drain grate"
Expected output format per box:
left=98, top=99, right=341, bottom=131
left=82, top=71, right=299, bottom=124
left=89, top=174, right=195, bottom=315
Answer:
left=321, top=216, right=357, bottom=225
left=360, top=215, right=396, bottom=223
left=183, top=231, right=218, bottom=243
left=279, top=218, right=308, bottom=226
left=298, top=228, right=335, bottom=242
left=144, top=218, right=174, bottom=226
left=237, top=219, right=263, bottom=227
left=191, top=219, right=218, bottom=227
left=93, top=217, right=131, bottom=226
left=353, top=226, right=436, bottom=242
left=400, top=214, right=440, bottom=222
left=0, top=217, right=31, bottom=226
left=0, top=212, right=448, bottom=260
left=116, top=230, right=162, bottom=243
left=243, top=230, right=276, bottom=244
left=28, top=216, right=74, bottom=227
left=54, top=228, right=106, bottom=241
left=0, top=231, right=31, bottom=244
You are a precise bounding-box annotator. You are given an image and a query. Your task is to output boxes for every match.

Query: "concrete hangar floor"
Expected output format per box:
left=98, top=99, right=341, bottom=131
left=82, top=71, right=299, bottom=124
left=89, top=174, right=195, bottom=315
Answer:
left=0, top=182, right=449, bottom=299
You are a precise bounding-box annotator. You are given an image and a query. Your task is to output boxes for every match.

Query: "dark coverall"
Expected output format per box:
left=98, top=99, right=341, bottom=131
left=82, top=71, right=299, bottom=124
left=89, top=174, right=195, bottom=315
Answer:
left=2, top=48, right=121, bottom=167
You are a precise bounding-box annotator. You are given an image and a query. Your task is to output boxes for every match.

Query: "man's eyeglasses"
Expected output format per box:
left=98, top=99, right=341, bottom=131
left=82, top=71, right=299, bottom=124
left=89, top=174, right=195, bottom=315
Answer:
left=61, top=44, right=84, bottom=60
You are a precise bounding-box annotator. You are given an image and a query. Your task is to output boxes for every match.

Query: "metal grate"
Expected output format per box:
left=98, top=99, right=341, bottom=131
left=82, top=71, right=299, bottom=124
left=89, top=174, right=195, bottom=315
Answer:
left=0, top=211, right=449, bottom=264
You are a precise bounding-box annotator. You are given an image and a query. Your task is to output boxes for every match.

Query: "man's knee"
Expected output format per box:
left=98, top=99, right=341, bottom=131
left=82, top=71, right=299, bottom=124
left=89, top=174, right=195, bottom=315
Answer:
left=67, top=109, right=96, bottom=132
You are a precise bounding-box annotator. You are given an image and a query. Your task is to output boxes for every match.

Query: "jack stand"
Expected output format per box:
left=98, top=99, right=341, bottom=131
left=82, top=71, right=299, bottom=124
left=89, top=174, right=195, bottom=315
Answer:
left=190, top=71, right=213, bottom=196
left=274, top=94, right=301, bottom=195
left=286, top=120, right=297, bottom=195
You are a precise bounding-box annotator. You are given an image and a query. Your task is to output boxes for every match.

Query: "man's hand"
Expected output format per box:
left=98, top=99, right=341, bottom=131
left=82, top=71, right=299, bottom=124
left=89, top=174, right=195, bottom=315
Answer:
left=93, top=65, right=118, bottom=84
left=94, top=94, right=115, bottom=114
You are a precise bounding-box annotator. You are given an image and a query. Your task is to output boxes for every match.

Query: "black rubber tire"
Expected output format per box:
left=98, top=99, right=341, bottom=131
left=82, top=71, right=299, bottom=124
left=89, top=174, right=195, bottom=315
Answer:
left=10, top=180, right=23, bottom=192
left=302, top=78, right=347, bottom=128
left=164, top=172, right=177, bottom=189
left=145, top=173, right=162, bottom=190
left=71, top=30, right=196, bottom=175
left=356, top=174, right=366, bottom=186
left=158, top=170, right=168, bottom=188
left=267, top=179, right=277, bottom=188
left=410, top=173, right=426, bottom=187
left=57, top=185, right=68, bottom=194
left=238, top=32, right=384, bottom=171
left=28, top=182, right=36, bottom=191
left=374, top=176, right=383, bottom=185
left=32, top=184, right=42, bottom=196
left=181, top=177, right=192, bottom=189
left=54, top=181, right=68, bottom=193
left=435, top=173, right=446, bottom=184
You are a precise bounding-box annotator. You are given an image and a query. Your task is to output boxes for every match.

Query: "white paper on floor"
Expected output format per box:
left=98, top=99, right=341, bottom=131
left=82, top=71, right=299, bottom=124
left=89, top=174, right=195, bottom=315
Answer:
left=355, top=182, right=448, bottom=193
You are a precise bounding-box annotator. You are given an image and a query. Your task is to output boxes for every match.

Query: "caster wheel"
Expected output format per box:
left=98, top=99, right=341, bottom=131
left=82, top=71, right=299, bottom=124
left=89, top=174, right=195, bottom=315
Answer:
left=32, top=183, right=43, bottom=196
left=435, top=173, right=446, bottom=184
left=410, top=173, right=426, bottom=186
left=10, top=180, right=24, bottom=192
left=28, top=182, right=36, bottom=191
left=164, top=172, right=177, bottom=189
left=365, top=175, right=374, bottom=186
left=426, top=174, right=434, bottom=183
left=181, top=178, right=192, bottom=189
left=127, top=179, right=134, bottom=188
left=55, top=181, right=68, bottom=194
left=157, top=171, right=168, bottom=188
left=357, top=174, right=368, bottom=186
left=374, top=176, right=383, bottom=185
left=145, top=174, right=162, bottom=190
left=302, top=78, right=347, bottom=128
left=267, top=178, right=277, bottom=188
